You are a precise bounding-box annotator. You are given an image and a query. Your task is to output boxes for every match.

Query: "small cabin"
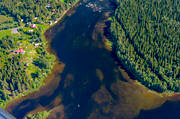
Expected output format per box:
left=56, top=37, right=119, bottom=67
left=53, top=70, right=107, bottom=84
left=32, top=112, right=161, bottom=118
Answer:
left=49, top=21, right=53, bottom=25
left=34, top=43, right=39, bottom=48
left=16, top=48, right=25, bottom=54
left=46, top=3, right=51, bottom=8
left=29, top=30, right=34, bottom=32
left=10, top=48, right=25, bottom=55
left=24, top=63, right=29, bottom=67
left=25, top=22, right=31, bottom=27
left=31, top=24, right=37, bottom=29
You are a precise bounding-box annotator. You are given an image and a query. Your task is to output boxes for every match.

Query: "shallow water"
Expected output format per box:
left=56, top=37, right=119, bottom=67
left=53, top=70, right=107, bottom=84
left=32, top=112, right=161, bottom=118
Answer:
left=5, top=0, right=180, bottom=119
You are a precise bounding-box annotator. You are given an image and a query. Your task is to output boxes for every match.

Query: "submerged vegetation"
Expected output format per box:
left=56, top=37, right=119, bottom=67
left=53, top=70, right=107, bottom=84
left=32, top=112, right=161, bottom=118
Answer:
left=110, top=0, right=180, bottom=92
left=25, top=111, right=50, bottom=119
left=0, top=0, right=79, bottom=108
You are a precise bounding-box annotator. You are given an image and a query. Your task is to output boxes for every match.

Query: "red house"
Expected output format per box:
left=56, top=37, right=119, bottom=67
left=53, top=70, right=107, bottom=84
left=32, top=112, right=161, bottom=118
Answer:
left=10, top=51, right=14, bottom=55
left=16, top=48, right=25, bottom=54
left=10, top=48, right=25, bottom=55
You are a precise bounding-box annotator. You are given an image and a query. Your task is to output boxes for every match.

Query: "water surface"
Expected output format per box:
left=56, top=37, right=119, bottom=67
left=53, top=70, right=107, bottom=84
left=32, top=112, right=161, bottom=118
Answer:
left=5, top=0, right=180, bottom=119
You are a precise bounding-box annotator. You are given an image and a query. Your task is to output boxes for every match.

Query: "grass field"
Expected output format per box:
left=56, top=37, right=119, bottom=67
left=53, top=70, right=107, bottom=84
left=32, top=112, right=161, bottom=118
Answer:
left=0, top=15, right=13, bottom=23
left=0, top=30, right=12, bottom=39
left=0, top=29, right=19, bottom=39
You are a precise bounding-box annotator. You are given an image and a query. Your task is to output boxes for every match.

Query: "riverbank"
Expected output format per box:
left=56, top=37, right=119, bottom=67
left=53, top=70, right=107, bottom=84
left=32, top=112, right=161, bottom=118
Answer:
left=5, top=0, right=180, bottom=119
left=105, top=23, right=180, bottom=98
left=110, top=0, right=180, bottom=93
left=105, top=36, right=180, bottom=97
left=96, top=2, right=180, bottom=118
left=4, top=0, right=80, bottom=113
left=103, top=15, right=180, bottom=119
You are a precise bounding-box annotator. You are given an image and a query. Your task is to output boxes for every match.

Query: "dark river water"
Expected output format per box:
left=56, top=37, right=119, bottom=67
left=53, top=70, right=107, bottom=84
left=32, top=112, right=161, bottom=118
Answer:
left=5, top=0, right=180, bottom=119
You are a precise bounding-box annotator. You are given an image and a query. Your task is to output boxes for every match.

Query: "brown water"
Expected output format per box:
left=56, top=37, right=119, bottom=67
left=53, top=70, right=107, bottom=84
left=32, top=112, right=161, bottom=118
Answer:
left=5, top=0, right=180, bottom=119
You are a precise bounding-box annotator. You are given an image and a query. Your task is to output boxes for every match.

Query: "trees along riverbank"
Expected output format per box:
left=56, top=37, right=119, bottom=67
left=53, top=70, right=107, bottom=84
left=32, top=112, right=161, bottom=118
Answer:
left=0, top=0, right=79, bottom=109
left=109, top=0, right=180, bottom=93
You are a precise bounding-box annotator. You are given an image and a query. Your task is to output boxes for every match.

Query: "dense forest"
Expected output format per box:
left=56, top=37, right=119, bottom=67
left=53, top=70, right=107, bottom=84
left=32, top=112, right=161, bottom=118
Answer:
left=110, top=0, right=180, bottom=92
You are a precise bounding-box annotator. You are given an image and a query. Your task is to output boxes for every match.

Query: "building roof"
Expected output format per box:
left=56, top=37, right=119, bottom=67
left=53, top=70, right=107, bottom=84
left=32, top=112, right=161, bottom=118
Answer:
left=31, top=24, right=37, bottom=28
left=16, top=48, right=25, bottom=53
left=10, top=48, right=25, bottom=54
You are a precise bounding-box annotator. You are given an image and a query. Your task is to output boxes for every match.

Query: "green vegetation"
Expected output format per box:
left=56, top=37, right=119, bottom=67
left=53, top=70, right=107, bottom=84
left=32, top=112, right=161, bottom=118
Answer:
left=0, top=34, right=55, bottom=107
left=25, top=111, right=50, bottom=119
left=0, top=0, right=77, bottom=23
left=0, top=15, right=13, bottom=23
left=0, top=30, right=12, bottom=39
left=0, top=0, right=79, bottom=109
left=0, top=15, right=18, bottom=30
left=110, top=0, right=180, bottom=92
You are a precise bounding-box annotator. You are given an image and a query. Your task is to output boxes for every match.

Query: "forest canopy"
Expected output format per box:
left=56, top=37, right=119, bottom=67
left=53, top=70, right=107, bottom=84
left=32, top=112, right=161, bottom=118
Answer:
left=0, top=0, right=76, bottom=22
left=110, top=0, right=180, bottom=92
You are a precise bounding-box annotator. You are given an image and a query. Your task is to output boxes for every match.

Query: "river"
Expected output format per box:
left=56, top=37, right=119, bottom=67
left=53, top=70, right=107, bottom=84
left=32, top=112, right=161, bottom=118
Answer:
left=5, top=0, right=180, bottom=119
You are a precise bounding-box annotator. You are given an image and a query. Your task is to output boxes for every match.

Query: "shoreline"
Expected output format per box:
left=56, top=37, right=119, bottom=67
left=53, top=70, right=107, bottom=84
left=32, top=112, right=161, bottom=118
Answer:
left=4, top=0, right=80, bottom=113
left=111, top=0, right=179, bottom=94
left=104, top=8, right=180, bottom=98
left=105, top=37, right=180, bottom=98
left=4, top=0, right=180, bottom=118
